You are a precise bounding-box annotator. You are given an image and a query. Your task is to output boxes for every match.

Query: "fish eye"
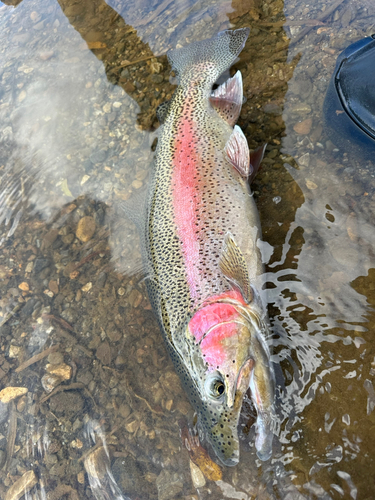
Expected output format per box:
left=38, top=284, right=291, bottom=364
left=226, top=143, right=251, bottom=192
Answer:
left=214, top=380, right=225, bottom=396
left=205, top=373, right=225, bottom=400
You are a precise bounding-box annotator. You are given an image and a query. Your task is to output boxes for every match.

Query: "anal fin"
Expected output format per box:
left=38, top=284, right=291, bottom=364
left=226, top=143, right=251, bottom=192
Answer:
left=209, top=71, right=243, bottom=127
left=219, top=233, right=253, bottom=303
left=224, top=125, right=250, bottom=177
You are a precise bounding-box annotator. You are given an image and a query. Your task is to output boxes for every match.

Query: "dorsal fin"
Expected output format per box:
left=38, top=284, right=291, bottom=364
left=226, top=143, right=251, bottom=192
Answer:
left=224, top=125, right=250, bottom=178
left=209, top=71, right=243, bottom=126
left=249, top=144, right=267, bottom=184
left=219, top=233, right=253, bottom=303
left=156, top=100, right=171, bottom=124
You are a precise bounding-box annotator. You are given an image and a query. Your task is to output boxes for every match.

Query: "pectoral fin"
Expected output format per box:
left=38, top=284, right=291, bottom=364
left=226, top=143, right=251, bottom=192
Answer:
left=210, top=71, right=243, bottom=126
left=219, top=233, right=253, bottom=303
left=224, top=125, right=250, bottom=178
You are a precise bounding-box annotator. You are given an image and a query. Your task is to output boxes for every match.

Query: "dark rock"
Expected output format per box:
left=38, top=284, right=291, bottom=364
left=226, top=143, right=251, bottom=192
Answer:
left=90, top=150, right=107, bottom=164
left=49, top=391, right=84, bottom=415
left=20, top=298, right=38, bottom=318
left=33, top=258, right=51, bottom=275
left=112, top=457, right=144, bottom=497
left=96, top=272, right=107, bottom=289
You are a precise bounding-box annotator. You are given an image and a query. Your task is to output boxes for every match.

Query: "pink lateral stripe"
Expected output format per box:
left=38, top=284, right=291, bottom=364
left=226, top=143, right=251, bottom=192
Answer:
left=172, top=112, right=201, bottom=300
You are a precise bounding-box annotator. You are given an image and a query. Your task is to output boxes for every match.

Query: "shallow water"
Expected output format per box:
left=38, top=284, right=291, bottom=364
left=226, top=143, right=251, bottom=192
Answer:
left=0, top=0, right=375, bottom=499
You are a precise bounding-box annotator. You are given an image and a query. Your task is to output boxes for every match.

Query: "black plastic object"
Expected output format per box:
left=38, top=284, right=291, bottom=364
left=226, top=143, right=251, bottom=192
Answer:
left=324, top=34, right=375, bottom=156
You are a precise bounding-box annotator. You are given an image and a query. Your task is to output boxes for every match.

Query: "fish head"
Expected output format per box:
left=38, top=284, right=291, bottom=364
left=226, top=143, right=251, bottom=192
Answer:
left=174, top=297, right=272, bottom=466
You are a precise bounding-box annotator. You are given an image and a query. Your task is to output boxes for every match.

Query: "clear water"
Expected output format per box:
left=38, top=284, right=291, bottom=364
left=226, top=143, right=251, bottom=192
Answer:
left=0, top=0, right=375, bottom=498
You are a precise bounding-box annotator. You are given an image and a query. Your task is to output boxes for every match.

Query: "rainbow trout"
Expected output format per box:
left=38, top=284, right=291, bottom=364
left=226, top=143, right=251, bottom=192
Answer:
left=143, top=28, right=274, bottom=466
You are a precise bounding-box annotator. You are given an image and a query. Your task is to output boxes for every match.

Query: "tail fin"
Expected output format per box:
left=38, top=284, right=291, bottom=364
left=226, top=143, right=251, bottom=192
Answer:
left=168, top=28, right=250, bottom=86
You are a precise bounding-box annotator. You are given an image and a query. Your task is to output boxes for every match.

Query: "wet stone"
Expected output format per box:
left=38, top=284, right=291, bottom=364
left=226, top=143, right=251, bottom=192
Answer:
left=112, top=456, right=144, bottom=497
left=49, top=391, right=84, bottom=415
left=96, top=340, right=112, bottom=365
left=33, top=258, right=50, bottom=275
left=156, top=469, right=184, bottom=500
left=76, top=216, right=96, bottom=242
left=4, top=470, right=37, bottom=500
left=90, top=150, right=107, bottom=164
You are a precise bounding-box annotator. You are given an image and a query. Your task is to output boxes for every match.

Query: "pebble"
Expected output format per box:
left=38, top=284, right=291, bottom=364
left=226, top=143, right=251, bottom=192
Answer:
left=30, top=11, right=40, bottom=22
left=5, top=470, right=37, bottom=500
left=76, top=216, right=96, bottom=242
left=190, top=459, right=206, bottom=489
left=305, top=179, right=318, bottom=190
left=39, top=51, right=54, bottom=61
left=46, top=363, right=72, bottom=381
left=18, top=282, right=29, bottom=291
left=47, top=352, right=64, bottom=365
left=81, top=282, right=92, bottom=292
left=41, top=373, right=63, bottom=393
left=0, top=387, right=28, bottom=404
left=125, top=419, right=139, bottom=434
left=156, top=469, right=184, bottom=500
left=18, top=90, right=26, bottom=103
left=293, top=118, right=312, bottom=135
left=290, top=103, right=312, bottom=114
left=8, top=345, right=21, bottom=358
left=103, top=102, right=112, bottom=113
left=96, top=341, right=112, bottom=365
left=48, top=280, right=59, bottom=294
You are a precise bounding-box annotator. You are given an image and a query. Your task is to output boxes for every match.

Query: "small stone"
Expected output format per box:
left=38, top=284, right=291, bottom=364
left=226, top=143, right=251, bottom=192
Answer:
left=113, top=101, right=122, bottom=108
left=81, top=282, right=92, bottom=292
left=117, top=287, right=125, bottom=296
left=71, top=438, right=83, bottom=449
left=77, top=471, right=85, bottom=484
left=46, top=363, right=72, bottom=381
left=80, top=174, right=90, bottom=185
left=25, top=262, right=33, bottom=273
left=30, top=11, right=40, bottom=22
left=127, top=289, right=143, bottom=308
left=290, top=103, right=312, bottom=114
left=156, top=470, right=183, bottom=500
left=18, top=90, right=26, bottom=103
left=298, top=153, right=310, bottom=168
left=18, top=282, right=29, bottom=291
left=125, top=419, right=139, bottom=434
left=44, top=289, right=54, bottom=298
left=47, top=352, right=64, bottom=365
left=0, top=387, right=28, bottom=404
left=48, top=280, right=59, bottom=294
left=41, top=373, right=62, bottom=393
left=76, top=216, right=96, bottom=242
left=119, top=403, right=131, bottom=419
left=8, top=345, right=21, bottom=358
left=16, top=396, right=27, bottom=413
left=165, top=399, right=173, bottom=411
left=5, top=470, right=37, bottom=500
left=39, top=51, right=54, bottom=61
left=131, top=179, right=143, bottom=189
left=190, top=459, right=206, bottom=489
left=96, top=341, right=111, bottom=365
left=90, top=150, right=107, bottom=164
left=293, top=118, right=312, bottom=135
left=305, top=179, right=318, bottom=190
left=103, top=102, right=112, bottom=113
